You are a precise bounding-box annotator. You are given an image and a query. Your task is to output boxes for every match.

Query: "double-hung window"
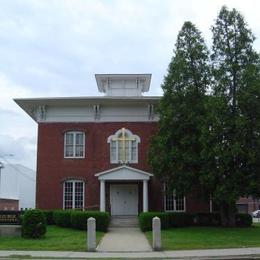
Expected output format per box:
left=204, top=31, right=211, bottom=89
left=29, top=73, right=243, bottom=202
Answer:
left=108, top=128, right=140, bottom=164
left=164, top=182, right=186, bottom=212
left=63, top=180, right=84, bottom=210
left=64, top=131, right=85, bottom=158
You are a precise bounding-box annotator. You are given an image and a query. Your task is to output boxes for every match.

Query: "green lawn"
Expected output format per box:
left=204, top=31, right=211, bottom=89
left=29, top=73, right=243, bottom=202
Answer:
left=0, top=225, right=104, bottom=251
left=146, top=224, right=260, bottom=250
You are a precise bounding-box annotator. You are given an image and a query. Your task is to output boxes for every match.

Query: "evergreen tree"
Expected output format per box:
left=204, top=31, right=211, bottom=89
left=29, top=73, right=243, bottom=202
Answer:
left=149, top=21, right=210, bottom=195
left=201, top=6, right=260, bottom=226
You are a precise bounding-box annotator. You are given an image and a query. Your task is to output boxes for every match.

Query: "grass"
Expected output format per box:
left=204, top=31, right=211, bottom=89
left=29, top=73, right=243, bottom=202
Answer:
left=0, top=225, right=104, bottom=251
left=146, top=224, right=260, bottom=250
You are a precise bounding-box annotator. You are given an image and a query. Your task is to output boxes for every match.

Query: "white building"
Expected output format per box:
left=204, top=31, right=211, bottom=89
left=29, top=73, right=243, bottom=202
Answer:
left=0, top=164, right=36, bottom=210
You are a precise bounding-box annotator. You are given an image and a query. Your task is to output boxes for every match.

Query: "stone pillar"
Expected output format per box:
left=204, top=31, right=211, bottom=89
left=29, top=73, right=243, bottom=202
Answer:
left=152, top=217, right=161, bottom=251
left=100, top=180, right=106, bottom=212
left=87, top=217, right=96, bottom=252
left=143, top=180, right=148, bottom=212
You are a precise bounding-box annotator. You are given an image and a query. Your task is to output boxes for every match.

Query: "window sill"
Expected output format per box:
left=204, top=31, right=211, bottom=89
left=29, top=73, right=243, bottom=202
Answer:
left=64, top=157, right=85, bottom=159
left=164, top=210, right=186, bottom=212
left=110, top=161, right=138, bottom=164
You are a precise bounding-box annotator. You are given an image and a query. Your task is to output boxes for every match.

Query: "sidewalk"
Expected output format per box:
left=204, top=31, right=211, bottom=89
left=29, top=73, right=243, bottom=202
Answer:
left=97, top=227, right=152, bottom=252
left=0, top=248, right=260, bottom=259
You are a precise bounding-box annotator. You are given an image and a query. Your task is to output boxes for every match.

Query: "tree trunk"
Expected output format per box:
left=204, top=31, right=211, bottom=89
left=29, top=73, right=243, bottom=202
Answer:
left=220, top=201, right=236, bottom=227
left=227, top=203, right=236, bottom=227
left=220, top=202, right=229, bottom=227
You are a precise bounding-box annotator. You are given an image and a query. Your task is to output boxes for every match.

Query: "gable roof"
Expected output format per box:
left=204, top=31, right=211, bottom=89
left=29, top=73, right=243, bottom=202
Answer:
left=95, top=165, right=153, bottom=181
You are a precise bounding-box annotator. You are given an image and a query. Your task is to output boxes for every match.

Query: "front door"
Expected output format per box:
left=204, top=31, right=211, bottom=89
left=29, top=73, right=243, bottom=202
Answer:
left=110, top=184, right=138, bottom=216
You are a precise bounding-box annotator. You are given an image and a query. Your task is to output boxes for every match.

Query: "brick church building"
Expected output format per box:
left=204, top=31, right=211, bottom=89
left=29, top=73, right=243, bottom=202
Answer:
left=15, top=74, right=211, bottom=215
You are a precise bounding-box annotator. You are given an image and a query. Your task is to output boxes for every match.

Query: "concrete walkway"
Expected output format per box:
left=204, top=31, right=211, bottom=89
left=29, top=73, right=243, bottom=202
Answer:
left=97, top=227, right=152, bottom=252
left=1, top=247, right=260, bottom=259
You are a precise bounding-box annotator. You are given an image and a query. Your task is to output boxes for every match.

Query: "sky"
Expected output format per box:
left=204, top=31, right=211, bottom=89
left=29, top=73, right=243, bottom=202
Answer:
left=0, top=0, right=259, bottom=170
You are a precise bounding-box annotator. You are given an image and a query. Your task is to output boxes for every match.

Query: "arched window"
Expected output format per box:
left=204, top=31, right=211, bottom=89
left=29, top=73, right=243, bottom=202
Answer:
left=64, top=131, right=85, bottom=158
left=107, top=128, right=140, bottom=164
left=63, top=180, right=84, bottom=210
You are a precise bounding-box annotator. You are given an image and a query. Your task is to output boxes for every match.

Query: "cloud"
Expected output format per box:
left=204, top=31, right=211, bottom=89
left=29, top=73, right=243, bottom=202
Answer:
left=0, top=0, right=259, bottom=170
left=0, top=74, right=36, bottom=168
left=0, top=134, right=36, bottom=170
left=0, top=73, right=33, bottom=111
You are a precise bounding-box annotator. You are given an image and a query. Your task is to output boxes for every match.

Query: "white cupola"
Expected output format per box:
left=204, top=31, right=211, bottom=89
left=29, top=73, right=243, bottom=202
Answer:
left=95, top=74, right=151, bottom=96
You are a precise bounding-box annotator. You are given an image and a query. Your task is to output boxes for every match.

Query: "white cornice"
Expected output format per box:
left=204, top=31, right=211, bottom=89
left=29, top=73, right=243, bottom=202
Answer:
left=14, top=96, right=160, bottom=123
left=95, top=74, right=152, bottom=94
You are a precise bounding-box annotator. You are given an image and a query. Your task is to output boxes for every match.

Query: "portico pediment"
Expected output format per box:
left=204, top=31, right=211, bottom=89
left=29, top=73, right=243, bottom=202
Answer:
left=95, top=165, right=153, bottom=181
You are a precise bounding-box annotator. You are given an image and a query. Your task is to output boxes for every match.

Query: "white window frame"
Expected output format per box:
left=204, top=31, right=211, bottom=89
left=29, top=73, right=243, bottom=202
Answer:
left=63, top=180, right=85, bottom=210
left=64, top=131, right=85, bottom=158
left=107, top=128, right=140, bottom=164
left=164, top=182, right=186, bottom=212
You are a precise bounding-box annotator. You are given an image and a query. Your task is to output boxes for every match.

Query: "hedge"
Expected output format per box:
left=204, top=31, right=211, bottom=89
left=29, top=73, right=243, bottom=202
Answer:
left=194, top=213, right=221, bottom=226
left=53, top=210, right=72, bottom=227
left=168, top=212, right=194, bottom=227
left=21, top=209, right=47, bottom=238
left=194, top=213, right=252, bottom=227
left=138, top=212, right=252, bottom=231
left=53, top=210, right=110, bottom=231
left=236, top=213, right=252, bottom=227
left=42, top=210, right=54, bottom=225
left=71, top=211, right=109, bottom=232
left=139, top=212, right=169, bottom=231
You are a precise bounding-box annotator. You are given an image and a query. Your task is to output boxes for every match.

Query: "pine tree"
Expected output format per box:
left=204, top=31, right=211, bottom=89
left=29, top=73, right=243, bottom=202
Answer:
left=149, top=21, right=210, bottom=195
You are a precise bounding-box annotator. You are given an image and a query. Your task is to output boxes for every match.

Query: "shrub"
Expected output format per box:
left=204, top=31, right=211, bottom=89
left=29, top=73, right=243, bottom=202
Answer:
left=194, top=213, right=221, bottom=226
left=18, top=214, right=24, bottom=225
left=53, top=210, right=72, bottom=227
left=42, top=210, right=54, bottom=225
left=236, top=213, right=252, bottom=227
left=71, top=211, right=109, bottom=232
left=139, top=212, right=169, bottom=232
left=21, top=209, right=47, bottom=238
left=168, top=212, right=194, bottom=227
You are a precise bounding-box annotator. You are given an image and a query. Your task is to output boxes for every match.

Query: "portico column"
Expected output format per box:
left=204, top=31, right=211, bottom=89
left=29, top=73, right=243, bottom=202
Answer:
left=143, top=180, right=148, bottom=212
left=100, top=180, right=106, bottom=212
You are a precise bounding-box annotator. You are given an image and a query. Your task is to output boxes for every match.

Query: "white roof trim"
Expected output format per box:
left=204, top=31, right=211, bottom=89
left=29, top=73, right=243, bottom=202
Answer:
left=14, top=96, right=160, bottom=122
left=0, top=196, right=19, bottom=200
left=95, top=165, right=153, bottom=181
left=95, top=74, right=152, bottom=93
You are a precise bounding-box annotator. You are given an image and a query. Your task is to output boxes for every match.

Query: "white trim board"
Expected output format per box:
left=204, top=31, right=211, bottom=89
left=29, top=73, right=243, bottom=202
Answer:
left=95, top=165, right=153, bottom=181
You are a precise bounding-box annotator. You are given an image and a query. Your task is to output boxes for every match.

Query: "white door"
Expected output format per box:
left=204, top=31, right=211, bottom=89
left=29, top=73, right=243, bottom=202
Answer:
left=110, top=184, right=138, bottom=216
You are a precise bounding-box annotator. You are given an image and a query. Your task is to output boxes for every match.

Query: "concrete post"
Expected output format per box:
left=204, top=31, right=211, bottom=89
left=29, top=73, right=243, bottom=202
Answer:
left=87, top=217, right=96, bottom=252
left=152, top=217, right=161, bottom=251
left=100, top=180, right=106, bottom=212
left=143, top=180, right=148, bottom=212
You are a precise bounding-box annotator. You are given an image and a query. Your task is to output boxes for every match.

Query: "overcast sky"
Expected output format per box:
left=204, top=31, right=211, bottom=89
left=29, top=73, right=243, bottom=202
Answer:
left=0, top=0, right=259, bottom=170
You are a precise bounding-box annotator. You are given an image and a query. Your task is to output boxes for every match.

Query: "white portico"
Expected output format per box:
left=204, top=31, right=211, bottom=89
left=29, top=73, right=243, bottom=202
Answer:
left=95, top=166, right=153, bottom=215
left=94, top=74, right=154, bottom=215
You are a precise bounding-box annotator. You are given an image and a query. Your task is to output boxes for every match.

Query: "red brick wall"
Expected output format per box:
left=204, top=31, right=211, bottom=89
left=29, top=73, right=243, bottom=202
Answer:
left=36, top=122, right=158, bottom=210
left=36, top=121, right=210, bottom=213
left=237, top=197, right=260, bottom=213
left=0, top=199, right=19, bottom=210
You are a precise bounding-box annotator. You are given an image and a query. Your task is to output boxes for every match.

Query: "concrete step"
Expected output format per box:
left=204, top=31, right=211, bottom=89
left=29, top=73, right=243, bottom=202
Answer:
left=110, top=216, right=139, bottom=228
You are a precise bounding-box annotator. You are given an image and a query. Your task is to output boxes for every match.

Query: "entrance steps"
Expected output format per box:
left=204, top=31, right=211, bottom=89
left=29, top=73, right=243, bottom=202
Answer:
left=110, top=216, right=139, bottom=228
